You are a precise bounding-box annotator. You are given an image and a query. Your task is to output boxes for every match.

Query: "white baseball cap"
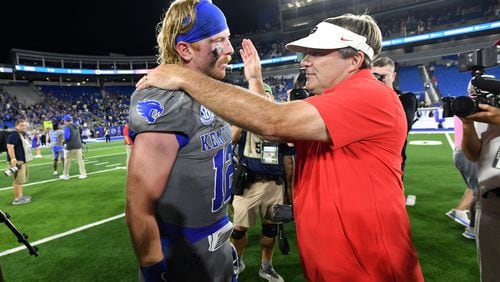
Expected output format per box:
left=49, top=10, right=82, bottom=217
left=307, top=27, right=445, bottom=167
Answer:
left=286, top=22, right=374, bottom=60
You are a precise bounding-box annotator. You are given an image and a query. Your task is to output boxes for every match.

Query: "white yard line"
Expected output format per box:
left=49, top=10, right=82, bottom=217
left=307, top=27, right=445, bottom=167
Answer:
left=28, top=152, right=125, bottom=167
left=0, top=167, right=126, bottom=191
left=0, top=213, right=125, bottom=257
left=93, top=162, right=110, bottom=166
left=105, top=164, right=121, bottom=167
left=444, top=132, right=455, bottom=150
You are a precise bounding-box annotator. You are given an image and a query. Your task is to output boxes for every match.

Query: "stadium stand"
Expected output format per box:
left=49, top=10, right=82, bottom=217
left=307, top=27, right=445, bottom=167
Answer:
left=0, top=0, right=497, bottom=132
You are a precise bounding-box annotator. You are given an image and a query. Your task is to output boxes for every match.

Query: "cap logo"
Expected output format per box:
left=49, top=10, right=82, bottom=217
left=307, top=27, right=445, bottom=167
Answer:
left=340, top=37, right=353, bottom=41
left=309, top=25, right=318, bottom=35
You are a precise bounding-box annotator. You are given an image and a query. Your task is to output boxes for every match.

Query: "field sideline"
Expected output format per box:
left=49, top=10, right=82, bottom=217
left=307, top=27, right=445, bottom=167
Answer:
left=0, top=133, right=479, bottom=281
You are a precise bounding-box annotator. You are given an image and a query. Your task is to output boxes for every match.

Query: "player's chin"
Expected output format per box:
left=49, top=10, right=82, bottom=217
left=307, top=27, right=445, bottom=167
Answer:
left=212, top=69, right=226, bottom=80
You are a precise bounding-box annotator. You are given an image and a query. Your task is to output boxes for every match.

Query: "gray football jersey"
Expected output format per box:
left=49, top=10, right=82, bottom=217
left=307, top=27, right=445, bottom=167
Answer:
left=129, top=87, right=233, bottom=228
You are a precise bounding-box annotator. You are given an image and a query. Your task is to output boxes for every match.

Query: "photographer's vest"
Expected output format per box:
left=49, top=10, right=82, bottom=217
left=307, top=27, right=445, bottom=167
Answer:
left=238, top=131, right=284, bottom=177
left=19, top=132, right=33, bottom=163
left=65, top=124, right=82, bottom=150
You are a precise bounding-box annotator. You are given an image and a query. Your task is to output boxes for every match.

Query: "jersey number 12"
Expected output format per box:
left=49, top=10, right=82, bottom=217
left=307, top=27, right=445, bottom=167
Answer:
left=212, top=143, right=233, bottom=212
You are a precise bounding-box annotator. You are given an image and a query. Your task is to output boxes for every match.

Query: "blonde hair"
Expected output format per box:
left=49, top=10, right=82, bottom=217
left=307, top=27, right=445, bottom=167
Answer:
left=156, top=0, right=200, bottom=65
left=324, top=14, right=382, bottom=69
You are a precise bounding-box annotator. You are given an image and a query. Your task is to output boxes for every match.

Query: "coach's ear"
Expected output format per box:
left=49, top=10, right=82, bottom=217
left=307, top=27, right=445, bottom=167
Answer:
left=175, top=42, right=193, bottom=62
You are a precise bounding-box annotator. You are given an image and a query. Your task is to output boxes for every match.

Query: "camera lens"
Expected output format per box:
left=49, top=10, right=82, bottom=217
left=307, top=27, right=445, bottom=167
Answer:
left=4, top=166, right=19, bottom=177
left=452, top=96, right=476, bottom=117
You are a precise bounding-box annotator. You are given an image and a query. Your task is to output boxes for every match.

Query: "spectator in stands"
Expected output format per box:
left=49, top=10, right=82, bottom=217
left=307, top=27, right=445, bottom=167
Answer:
left=138, top=13, right=424, bottom=281
left=446, top=117, right=478, bottom=239
left=373, top=56, right=418, bottom=175
left=6, top=119, right=33, bottom=205
left=59, top=115, right=87, bottom=180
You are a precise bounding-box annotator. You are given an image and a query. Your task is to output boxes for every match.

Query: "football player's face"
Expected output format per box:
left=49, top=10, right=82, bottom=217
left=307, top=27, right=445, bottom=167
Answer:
left=190, top=29, right=234, bottom=80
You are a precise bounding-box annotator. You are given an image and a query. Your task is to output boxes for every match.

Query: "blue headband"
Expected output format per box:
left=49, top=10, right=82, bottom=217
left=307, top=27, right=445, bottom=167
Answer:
left=175, top=0, right=228, bottom=44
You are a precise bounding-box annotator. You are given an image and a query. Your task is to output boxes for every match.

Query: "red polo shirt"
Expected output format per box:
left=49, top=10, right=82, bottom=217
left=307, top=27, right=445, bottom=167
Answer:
left=293, top=69, right=423, bottom=281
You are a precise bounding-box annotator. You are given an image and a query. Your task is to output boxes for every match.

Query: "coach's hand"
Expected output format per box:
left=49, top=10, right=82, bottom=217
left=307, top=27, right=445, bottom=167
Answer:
left=136, top=64, right=186, bottom=92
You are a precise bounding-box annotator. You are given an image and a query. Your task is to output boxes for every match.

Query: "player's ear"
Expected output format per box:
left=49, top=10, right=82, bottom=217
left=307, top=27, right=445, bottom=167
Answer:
left=176, top=42, right=193, bottom=62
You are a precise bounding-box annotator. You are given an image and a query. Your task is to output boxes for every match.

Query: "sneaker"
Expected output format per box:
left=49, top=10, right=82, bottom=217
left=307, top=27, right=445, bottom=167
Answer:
left=59, top=175, right=70, bottom=180
left=12, top=195, right=32, bottom=205
left=78, top=174, right=88, bottom=179
left=259, top=265, right=284, bottom=282
left=446, top=209, right=470, bottom=227
left=53, top=171, right=58, bottom=176
left=462, top=227, right=476, bottom=240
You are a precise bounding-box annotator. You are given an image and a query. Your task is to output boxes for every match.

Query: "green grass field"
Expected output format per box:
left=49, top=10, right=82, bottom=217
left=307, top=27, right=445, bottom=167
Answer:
left=0, top=133, right=479, bottom=281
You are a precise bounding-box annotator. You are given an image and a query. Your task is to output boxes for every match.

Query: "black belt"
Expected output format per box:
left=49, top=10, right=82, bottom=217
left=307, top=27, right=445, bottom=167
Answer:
left=248, top=174, right=283, bottom=184
left=482, top=187, right=500, bottom=198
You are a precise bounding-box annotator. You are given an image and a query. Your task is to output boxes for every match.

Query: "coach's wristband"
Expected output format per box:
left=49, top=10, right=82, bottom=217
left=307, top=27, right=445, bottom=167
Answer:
left=140, top=258, right=167, bottom=282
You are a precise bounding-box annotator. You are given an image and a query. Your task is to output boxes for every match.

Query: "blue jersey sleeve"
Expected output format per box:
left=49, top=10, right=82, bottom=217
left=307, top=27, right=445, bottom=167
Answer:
left=64, top=127, right=71, bottom=141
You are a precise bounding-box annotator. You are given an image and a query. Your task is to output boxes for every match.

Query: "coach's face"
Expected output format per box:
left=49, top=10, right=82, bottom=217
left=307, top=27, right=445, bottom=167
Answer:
left=300, top=49, right=355, bottom=95
left=185, top=29, right=234, bottom=80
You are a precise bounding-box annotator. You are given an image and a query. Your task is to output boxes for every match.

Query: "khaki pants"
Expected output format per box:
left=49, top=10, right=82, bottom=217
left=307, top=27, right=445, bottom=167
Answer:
left=6, top=161, right=28, bottom=185
left=232, top=179, right=284, bottom=227
left=63, top=148, right=86, bottom=176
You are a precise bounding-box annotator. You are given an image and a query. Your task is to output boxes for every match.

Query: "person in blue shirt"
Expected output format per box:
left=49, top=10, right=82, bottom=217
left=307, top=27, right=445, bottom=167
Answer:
left=59, top=115, right=87, bottom=180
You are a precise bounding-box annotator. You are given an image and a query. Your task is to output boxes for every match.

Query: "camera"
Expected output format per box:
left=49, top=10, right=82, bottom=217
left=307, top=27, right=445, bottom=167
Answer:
left=458, top=45, right=499, bottom=72
left=271, top=204, right=294, bottom=223
left=442, top=93, right=500, bottom=117
left=4, top=165, right=21, bottom=177
left=373, top=72, right=386, bottom=82
left=442, top=45, right=500, bottom=118
left=289, top=68, right=313, bottom=101
left=442, top=73, right=500, bottom=117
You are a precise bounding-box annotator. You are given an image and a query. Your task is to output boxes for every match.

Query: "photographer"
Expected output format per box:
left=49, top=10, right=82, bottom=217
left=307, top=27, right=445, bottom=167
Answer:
left=461, top=91, right=500, bottom=282
left=231, top=83, right=293, bottom=281
left=373, top=56, right=418, bottom=175
left=6, top=119, right=33, bottom=205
